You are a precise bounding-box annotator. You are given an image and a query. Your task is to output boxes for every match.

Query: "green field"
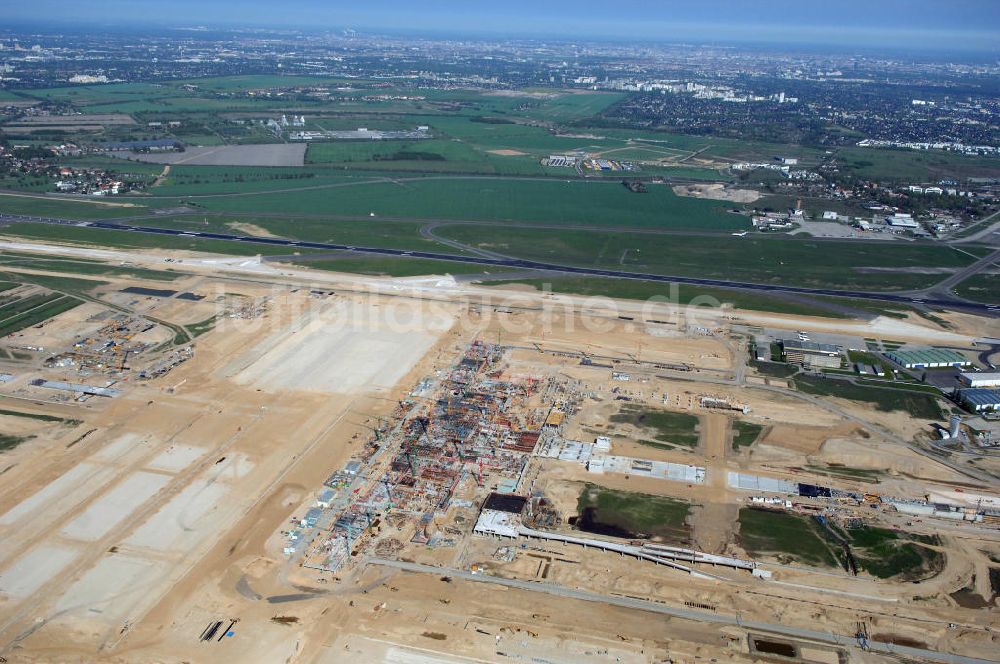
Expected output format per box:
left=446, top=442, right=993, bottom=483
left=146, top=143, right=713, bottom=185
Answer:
left=281, top=256, right=489, bottom=277
left=610, top=405, right=700, bottom=448
left=0, top=434, right=33, bottom=453
left=1, top=222, right=314, bottom=257
left=121, top=215, right=437, bottom=252
left=732, top=421, right=764, bottom=450
left=805, top=464, right=884, bottom=481
left=0, top=408, right=80, bottom=425
left=750, top=360, right=800, bottom=378
left=305, top=139, right=490, bottom=172
left=148, top=166, right=358, bottom=197
left=792, top=374, right=943, bottom=419
left=576, top=484, right=692, bottom=543
left=439, top=225, right=974, bottom=291
left=952, top=271, right=998, bottom=304
left=0, top=272, right=108, bottom=296
left=738, top=508, right=839, bottom=567
left=0, top=251, right=180, bottom=282
left=155, top=178, right=744, bottom=230
left=0, top=291, right=81, bottom=337
left=4, top=74, right=996, bottom=316
left=0, top=194, right=147, bottom=219
left=482, top=277, right=854, bottom=318
left=848, top=527, right=943, bottom=580
left=835, top=146, right=1000, bottom=182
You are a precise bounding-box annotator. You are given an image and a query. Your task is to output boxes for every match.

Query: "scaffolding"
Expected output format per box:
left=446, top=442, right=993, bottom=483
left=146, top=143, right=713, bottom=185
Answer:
left=306, top=341, right=550, bottom=571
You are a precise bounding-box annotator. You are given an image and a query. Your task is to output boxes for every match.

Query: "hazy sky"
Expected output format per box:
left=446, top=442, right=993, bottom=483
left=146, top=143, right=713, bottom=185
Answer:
left=8, top=0, right=1000, bottom=53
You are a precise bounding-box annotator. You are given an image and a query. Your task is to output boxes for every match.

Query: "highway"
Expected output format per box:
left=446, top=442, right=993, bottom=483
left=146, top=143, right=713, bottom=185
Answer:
left=2, top=213, right=995, bottom=316
left=367, top=558, right=998, bottom=664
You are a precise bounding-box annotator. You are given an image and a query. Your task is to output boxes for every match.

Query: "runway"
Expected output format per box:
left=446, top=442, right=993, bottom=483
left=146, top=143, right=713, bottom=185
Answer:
left=1, top=213, right=995, bottom=315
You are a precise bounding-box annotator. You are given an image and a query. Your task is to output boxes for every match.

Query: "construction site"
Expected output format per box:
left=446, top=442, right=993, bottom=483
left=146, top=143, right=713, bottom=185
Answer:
left=0, top=242, right=997, bottom=664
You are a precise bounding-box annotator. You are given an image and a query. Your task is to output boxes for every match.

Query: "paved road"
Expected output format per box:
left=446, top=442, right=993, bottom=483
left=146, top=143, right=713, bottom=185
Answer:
left=645, top=361, right=996, bottom=484
left=753, top=381, right=998, bottom=484
left=366, top=558, right=997, bottom=664
left=2, top=214, right=995, bottom=316
left=952, top=208, right=1000, bottom=245
left=909, top=246, right=1000, bottom=302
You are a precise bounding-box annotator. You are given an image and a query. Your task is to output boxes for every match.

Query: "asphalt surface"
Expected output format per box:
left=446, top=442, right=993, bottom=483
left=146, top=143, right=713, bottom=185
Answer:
left=367, top=558, right=998, bottom=664
left=2, top=213, right=996, bottom=316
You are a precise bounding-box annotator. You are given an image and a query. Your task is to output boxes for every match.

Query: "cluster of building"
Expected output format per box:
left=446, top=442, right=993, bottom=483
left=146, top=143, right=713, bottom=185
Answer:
left=856, top=139, right=1000, bottom=157
left=542, top=154, right=578, bottom=167
left=731, top=161, right=821, bottom=182
left=750, top=210, right=800, bottom=232
left=591, top=78, right=799, bottom=105
left=288, top=126, right=430, bottom=141
left=733, top=470, right=1000, bottom=528
left=97, top=138, right=183, bottom=153
left=264, top=114, right=306, bottom=134
left=581, top=157, right=637, bottom=172
left=774, top=339, right=1000, bottom=418
left=0, top=145, right=144, bottom=196
left=53, top=165, right=134, bottom=196
left=0, top=144, right=53, bottom=179
left=541, top=154, right=637, bottom=172
left=43, top=316, right=152, bottom=374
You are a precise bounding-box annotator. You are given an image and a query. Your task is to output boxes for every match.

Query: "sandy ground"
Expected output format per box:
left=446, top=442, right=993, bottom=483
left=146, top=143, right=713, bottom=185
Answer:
left=110, top=144, right=307, bottom=167
left=226, top=221, right=278, bottom=237
left=672, top=183, right=761, bottom=203
left=488, top=149, right=528, bottom=156
left=0, top=192, right=142, bottom=208
left=0, top=242, right=997, bottom=663
left=227, top=298, right=454, bottom=394
left=0, top=238, right=989, bottom=345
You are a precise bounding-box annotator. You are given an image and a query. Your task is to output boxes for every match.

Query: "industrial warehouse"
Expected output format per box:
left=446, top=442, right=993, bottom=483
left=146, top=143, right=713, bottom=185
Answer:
left=885, top=347, right=973, bottom=369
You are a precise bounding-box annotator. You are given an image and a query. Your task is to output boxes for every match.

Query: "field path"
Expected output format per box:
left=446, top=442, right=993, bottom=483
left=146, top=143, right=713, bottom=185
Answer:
left=688, top=413, right=738, bottom=554
left=151, top=164, right=170, bottom=188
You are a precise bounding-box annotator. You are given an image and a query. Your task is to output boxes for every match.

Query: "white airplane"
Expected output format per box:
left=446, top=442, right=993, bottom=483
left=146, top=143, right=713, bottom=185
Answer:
left=731, top=231, right=748, bottom=237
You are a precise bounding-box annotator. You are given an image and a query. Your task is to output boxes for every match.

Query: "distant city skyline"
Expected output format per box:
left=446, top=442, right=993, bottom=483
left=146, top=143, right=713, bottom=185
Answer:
left=4, top=0, right=999, bottom=54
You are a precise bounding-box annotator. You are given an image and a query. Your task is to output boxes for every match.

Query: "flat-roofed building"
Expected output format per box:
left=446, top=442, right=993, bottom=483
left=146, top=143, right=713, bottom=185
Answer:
left=886, top=348, right=971, bottom=369
left=959, top=389, right=1000, bottom=413
left=959, top=372, right=1000, bottom=388
left=779, top=339, right=842, bottom=368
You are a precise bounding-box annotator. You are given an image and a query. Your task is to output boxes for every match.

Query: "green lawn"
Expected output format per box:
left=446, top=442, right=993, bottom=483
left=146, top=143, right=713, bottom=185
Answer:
left=952, top=271, right=998, bottom=305
left=1, top=222, right=311, bottom=257
left=0, top=408, right=81, bottom=425
left=0, top=272, right=107, bottom=295
left=610, top=405, right=700, bottom=447
left=738, top=508, right=839, bottom=567
left=0, top=252, right=180, bottom=282
left=0, top=194, right=147, bottom=219
left=187, top=316, right=217, bottom=337
left=143, top=215, right=436, bottom=251
left=804, top=464, right=884, bottom=481
left=576, top=484, right=692, bottom=543
left=0, top=293, right=81, bottom=337
left=482, top=277, right=851, bottom=318
left=282, top=256, right=489, bottom=277
left=732, top=421, right=764, bottom=450
left=160, top=178, right=745, bottom=231
left=835, top=146, right=1000, bottom=182
left=848, top=527, right=943, bottom=580
left=306, top=139, right=485, bottom=165
left=792, top=374, right=943, bottom=419
left=0, top=434, right=33, bottom=453
left=750, top=360, right=800, bottom=378
left=441, top=226, right=974, bottom=292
